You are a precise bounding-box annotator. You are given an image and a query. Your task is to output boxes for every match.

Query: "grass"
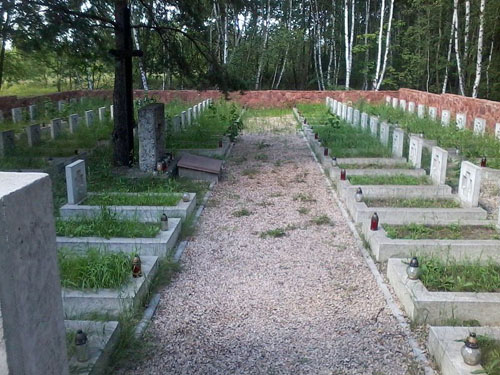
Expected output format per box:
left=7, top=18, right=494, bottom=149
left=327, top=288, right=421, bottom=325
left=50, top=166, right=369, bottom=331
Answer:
left=245, top=107, right=291, bottom=117
left=298, top=207, right=310, bottom=215
left=56, top=209, right=160, bottom=239
left=242, top=168, right=259, bottom=177
left=364, top=198, right=461, bottom=208
left=338, top=163, right=412, bottom=169
left=310, top=214, right=332, bottom=225
left=293, top=193, right=316, bottom=202
left=418, top=257, right=500, bottom=292
left=232, top=208, right=252, bottom=217
left=58, top=247, right=132, bottom=290
left=477, top=336, right=500, bottom=375
left=84, top=192, right=181, bottom=206
left=384, top=223, right=500, bottom=240
left=260, top=227, right=287, bottom=238
left=255, top=153, right=268, bottom=161
left=348, top=174, right=431, bottom=185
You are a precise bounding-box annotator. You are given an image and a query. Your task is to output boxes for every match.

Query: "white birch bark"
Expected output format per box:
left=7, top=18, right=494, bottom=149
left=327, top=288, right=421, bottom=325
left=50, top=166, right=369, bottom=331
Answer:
left=344, top=0, right=351, bottom=89
left=223, top=3, right=228, bottom=64
left=464, top=0, right=470, bottom=58
left=372, top=0, right=386, bottom=89
left=316, top=1, right=325, bottom=90
left=442, top=17, right=454, bottom=93
left=375, top=0, right=394, bottom=90
left=452, top=0, right=465, bottom=96
left=275, top=0, right=292, bottom=89
left=486, top=40, right=494, bottom=97
left=362, top=0, right=370, bottom=90
left=254, top=0, right=271, bottom=90
left=472, top=0, right=486, bottom=98
left=132, top=27, right=149, bottom=91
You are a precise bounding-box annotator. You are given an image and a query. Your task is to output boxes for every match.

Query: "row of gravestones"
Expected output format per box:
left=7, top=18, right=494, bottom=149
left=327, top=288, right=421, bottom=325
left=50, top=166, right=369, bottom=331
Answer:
left=383, top=95, right=500, bottom=139
left=0, top=104, right=113, bottom=157
left=324, top=97, right=483, bottom=207
left=169, top=98, right=213, bottom=133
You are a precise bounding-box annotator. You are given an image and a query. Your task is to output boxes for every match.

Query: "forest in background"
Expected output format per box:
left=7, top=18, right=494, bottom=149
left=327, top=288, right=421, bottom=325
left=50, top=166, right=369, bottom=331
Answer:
left=1, top=0, right=499, bottom=100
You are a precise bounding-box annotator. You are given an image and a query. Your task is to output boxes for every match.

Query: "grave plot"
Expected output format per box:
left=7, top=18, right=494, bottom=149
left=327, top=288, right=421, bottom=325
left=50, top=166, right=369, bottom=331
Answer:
left=387, top=257, right=500, bottom=325
left=428, top=326, right=500, bottom=375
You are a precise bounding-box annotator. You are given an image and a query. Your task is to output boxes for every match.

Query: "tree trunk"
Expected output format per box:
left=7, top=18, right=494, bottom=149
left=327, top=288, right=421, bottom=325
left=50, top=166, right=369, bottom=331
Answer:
left=452, top=0, right=465, bottom=96
left=112, top=1, right=135, bottom=167
left=471, top=0, right=486, bottom=98
left=372, top=0, right=385, bottom=89
left=464, top=0, right=470, bottom=58
left=0, top=9, right=11, bottom=90
left=255, top=0, right=270, bottom=90
left=375, top=0, right=394, bottom=90
left=485, top=40, right=493, bottom=98
left=344, top=0, right=350, bottom=89
left=132, top=27, right=149, bottom=91
left=223, top=3, right=228, bottom=64
left=442, top=16, right=454, bottom=93
left=362, top=0, right=370, bottom=90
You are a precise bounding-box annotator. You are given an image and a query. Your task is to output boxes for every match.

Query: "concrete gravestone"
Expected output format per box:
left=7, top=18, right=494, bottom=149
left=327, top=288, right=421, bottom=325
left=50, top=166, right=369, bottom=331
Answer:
left=11, top=108, right=22, bottom=123
left=430, top=146, right=448, bottom=185
left=440, top=110, right=450, bottom=126
left=85, top=110, right=94, bottom=126
left=65, top=159, right=87, bottom=204
left=332, top=100, right=338, bottom=113
left=187, top=107, right=193, bottom=126
left=28, top=104, right=37, bottom=122
left=335, top=102, right=342, bottom=117
left=473, top=117, right=486, bottom=135
left=385, top=96, right=391, bottom=106
left=353, top=109, right=360, bottom=127
left=379, top=122, right=390, bottom=146
left=138, top=103, right=166, bottom=172
left=0, top=130, right=15, bottom=157
left=110, top=105, right=114, bottom=120
left=69, top=114, right=79, bottom=134
left=26, top=124, right=41, bottom=147
left=399, top=99, right=407, bottom=111
left=51, top=118, right=62, bottom=139
left=181, top=111, right=187, bottom=129
left=98, top=107, right=106, bottom=122
left=408, top=135, right=423, bottom=168
left=392, top=97, right=398, bottom=109
left=341, top=103, right=347, bottom=120
left=417, top=104, right=425, bottom=119
left=392, top=128, right=404, bottom=158
left=428, top=106, right=437, bottom=121
left=495, top=123, right=500, bottom=140
left=408, top=102, right=416, bottom=113
left=369, top=116, right=378, bottom=136
left=347, top=107, right=353, bottom=124
left=458, top=161, right=481, bottom=207
left=361, top=112, right=368, bottom=130
left=456, top=113, right=467, bottom=130
left=57, top=100, right=66, bottom=112
left=0, top=172, right=69, bottom=375
left=172, top=115, right=181, bottom=132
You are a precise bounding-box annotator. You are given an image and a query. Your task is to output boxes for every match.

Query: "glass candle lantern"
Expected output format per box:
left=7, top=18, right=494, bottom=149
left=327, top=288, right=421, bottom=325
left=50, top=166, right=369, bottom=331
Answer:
left=182, top=193, right=190, bottom=202
left=75, top=330, right=89, bottom=362
left=323, top=148, right=329, bottom=156
left=355, top=187, right=363, bottom=202
left=161, top=213, right=168, bottom=231
left=314, top=133, right=319, bottom=140
left=461, top=333, right=481, bottom=366
left=132, top=256, right=142, bottom=278
left=370, top=212, right=379, bottom=231
left=340, top=169, right=346, bottom=181
left=480, top=157, right=487, bottom=167
left=406, top=257, right=420, bottom=280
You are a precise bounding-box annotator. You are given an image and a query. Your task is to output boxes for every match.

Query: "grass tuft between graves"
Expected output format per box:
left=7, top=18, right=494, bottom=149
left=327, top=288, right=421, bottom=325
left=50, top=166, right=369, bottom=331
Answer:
left=383, top=223, right=500, bottom=240
left=56, top=209, right=160, bottom=239
left=84, top=192, right=181, bottom=207
left=232, top=208, right=252, bottom=217
left=364, top=198, right=460, bottom=208
left=348, top=174, right=431, bottom=185
left=417, top=257, right=500, bottom=293
left=310, top=214, right=333, bottom=226
left=58, top=247, right=132, bottom=290
left=476, top=336, right=500, bottom=375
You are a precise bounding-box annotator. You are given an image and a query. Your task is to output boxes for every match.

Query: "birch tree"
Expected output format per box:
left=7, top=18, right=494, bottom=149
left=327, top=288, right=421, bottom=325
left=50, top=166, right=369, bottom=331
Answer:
left=372, top=0, right=385, bottom=89
left=471, top=0, right=486, bottom=98
left=132, top=28, right=149, bottom=90
left=442, top=11, right=454, bottom=93
left=254, top=0, right=270, bottom=89
left=452, top=0, right=465, bottom=95
left=343, top=0, right=354, bottom=89
left=374, top=0, right=394, bottom=90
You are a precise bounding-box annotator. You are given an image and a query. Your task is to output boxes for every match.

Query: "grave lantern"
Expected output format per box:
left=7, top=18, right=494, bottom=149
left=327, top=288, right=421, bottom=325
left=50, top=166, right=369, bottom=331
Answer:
left=156, top=161, right=163, bottom=173
left=182, top=193, right=190, bottom=202
left=75, top=329, right=90, bottom=362
left=461, top=332, right=481, bottom=366
left=406, top=257, right=420, bottom=280
left=355, top=187, right=363, bottom=202
left=480, top=157, right=487, bottom=168
left=331, top=157, right=337, bottom=166
left=161, top=213, right=169, bottom=231
left=162, top=160, right=168, bottom=172
left=323, top=148, right=329, bottom=156
left=132, top=255, right=143, bottom=278
left=314, top=132, right=319, bottom=140
left=340, top=169, right=346, bottom=181
left=370, top=212, right=379, bottom=231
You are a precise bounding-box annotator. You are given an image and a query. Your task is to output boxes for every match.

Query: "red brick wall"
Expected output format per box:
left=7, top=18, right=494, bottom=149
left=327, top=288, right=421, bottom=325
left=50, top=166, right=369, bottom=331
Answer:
left=395, top=88, right=500, bottom=133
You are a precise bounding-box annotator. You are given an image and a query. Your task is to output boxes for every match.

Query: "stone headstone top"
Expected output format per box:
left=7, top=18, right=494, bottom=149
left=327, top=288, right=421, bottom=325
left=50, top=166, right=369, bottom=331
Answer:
left=28, top=104, right=37, bottom=122
left=441, top=110, right=450, bottom=126
left=51, top=119, right=62, bottom=140
left=392, top=97, right=398, bottom=109
left=26, top=124, right=41, bottom=147
left=417, top=104, right=425, bottom=119
left=68, top=114, right=79, bottom=134
left=11, top=107, right=22, bottom=124
left=455, top=113, right=467, bottom=130
left=473, top=117, right=486, bottom=135
left=138, top=103, right=166, bottom=172
left=428, top=106, right=437, bottom=121
left=430, top=146, right=448, bottom=185
left=85, top=110, right=94, bottom=126
left=495, top=123, right=500, bottom=140
left=458, top=161, right=481, bottom=207
left=65, top=159, right=87, bottom=204
left=399, top=99, right=407, bottom=111
left=353, top=109, right=360, bottom=126
left=369, top=116, right=378, bottom=136
left=409, top=135, right=423, bottom=168
left=178, top=153, right=223, bottom=174
left=98, top=107, right=106, bottom=122
left=385, top=96, right=391, bottom=106
left=392, top=128, right=404, bottom=158
left=347, top=107, right=353, bottom=124
left=379, top=122, right=390, bottom=146
left=360, top=112, right=368, bottom=129
left=407, top=102, right=415, bottom=113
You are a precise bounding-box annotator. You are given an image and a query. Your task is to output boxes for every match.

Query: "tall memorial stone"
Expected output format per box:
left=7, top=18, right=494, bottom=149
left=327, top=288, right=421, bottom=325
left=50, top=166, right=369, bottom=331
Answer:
left=341, top=103, right=347, bottom=120
left=0, top=172, right=69, bottom=375
left=430, top=146, right=448, bottom=185
left=409, top=135, right=423, bottom=168
left=85, top=110, right=94, bottom=126
left=385, top=96, right=391, bottom=106
left=495, top=123, right=500, bottom=140
left=68, top=114, right=79, bottom=134
left=441, top=110, right=450, bottom=126
left=428, top=106, right=437, bottom=121
left=369, top=116, right=378, bottom=136
left=361, top=112, right=368, bottom=130
left=57, top=100, right=66, bottom=112
left=181, top=111, right=187, bottom=129
left=392, top=97, right=398, bottom=108
left=65, top=160, right=87, bottom=204
left=51, top=118, right=62, bottom=140
left=98, top=107, right=106, bottom=122
left=347, top=107, right=353, bottom=124
left=353, top=109, right=360, bottom=127
left=28, top=104, right=37, bottom=122
left=379, top=122, right=390, bottom=146
left=138, top=103, right=166, bottom=172
left=187, top=107, right=193, bottom=126
left=399, top=99, right=406, bottom=111
left=458, top=161, right=481, bottom=207
left=392, top=128, right=404, bottom=158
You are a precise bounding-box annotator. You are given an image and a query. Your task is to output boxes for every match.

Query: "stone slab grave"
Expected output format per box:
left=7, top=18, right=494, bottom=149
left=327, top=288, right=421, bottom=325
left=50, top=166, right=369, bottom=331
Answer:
left=399, top=99, right=407, bottom=111
left=392, top=97, right=398, bottom=109
left=139, top=103, right=166, bottom=172
left=408, top=135, right=423, bottom=168
left=187, top=107, right=192, bottom=125
left=85, top=110, right=94, bottom=127
left=408, top=101, right=415, bottom=113
left=428, top=106, right=437, bottom=121
left=360, top=112, right=368, bottom=130
left=66, top=159, right=87, bottom=204
left=51, top=118, right=63, bottom=139
left=347, top=106, right=353, bottom=124
left=98, top=107, right=106, bottom=122
left=441, top=109, right=450, bottom=126
left=362, top=219, right=500, bottom=262
left=473, top=117, right=486, bottom=135
left=392, top=128, right=404, bottom=158
left=428, top=326, right=500, bottom=375
left=26, top=123, right=41, bottom=147
left=172, top=115, right=181, bottom=132
left=175, top=136, right=232, bottom=159
left=369, top=116, right=378, bottom=136
left=62, top=255, right=159, bottom=318
left=57, top=217, right=181, bottom=258
left=178, top=153, right=223, bottom=183
left=455, top=113, right=467, bottom=130
left=0, top=172, right=69, bottom=375
left=28, top=104, right=37, bottom=122
left=430, top=146, right=448, bottom=185
left=69, top=114, right=79, bottom=134
left=353, top=109, right=360, bottom=126
left=387, top=258, right=500, bottom=325
left=379, top=122, right=390, bottom=146
left=0, top=130, right=15, bottom=156
left=458, top=161, right=481, bottom=207
left=417, top=104, right=425, bottom=119
left=11, top=107, right=22, bottom=123
left=65, top=320, right=120, bottom=375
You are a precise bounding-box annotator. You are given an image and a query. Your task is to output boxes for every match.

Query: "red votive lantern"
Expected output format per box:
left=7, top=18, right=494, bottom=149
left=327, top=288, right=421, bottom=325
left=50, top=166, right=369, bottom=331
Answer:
left=480, top=157, right=487, bottom=167
left=324, top=148, right=329, bottom=156
left=370, top=212, right=379, bottom=231
left=340, top=169, right=346, bottom=180
left=162, top=160, right=168, bottom=172
left=314, top=133, right=319, bottom=140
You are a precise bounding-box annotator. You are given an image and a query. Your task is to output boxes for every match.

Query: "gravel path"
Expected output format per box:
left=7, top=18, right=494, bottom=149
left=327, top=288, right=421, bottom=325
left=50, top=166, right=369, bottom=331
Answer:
left=125, top=116, right=417, bottom=374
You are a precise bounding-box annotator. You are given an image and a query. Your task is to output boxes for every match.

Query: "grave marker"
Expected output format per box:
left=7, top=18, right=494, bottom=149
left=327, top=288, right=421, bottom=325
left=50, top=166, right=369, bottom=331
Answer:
left=57, top=100, right=65, bottom=112
left=408, top=102, right=415, bottom=113
left=440, top=110, right=450, bottom=126
left=68, top=114, right=79, bottom=134
left=85, top=110, right=94, bottom=126
left=26, top=124, right=41, bottom=147
left=0, top=110, right=4, bottom=123
left=341, top=103, right=347, bottom=120
left=0, top=130, right=15, bottom=157
left=336, top=102, right=342, bottom=117
left=379, top=122, right=390, bottom=146
left=110, top=105, right=114, bottom=120
left=430, top=146, right=448, bottom=185
left=172, top=115, right=181, bottom=132
left=456, top=113, right=467, bottom=130
left=347, top=107, right=353, bottom=124
left=98, top=107, right=106, bottom=122
left=11, top=107, right=22, bottom=123
left=417, top=104, right=425, bottom=119
left=399, top=99, right=407, bottom=111
left=50, top=119, right=62, bottom=139
left=353, top=109, right=360, bottom=126
left=385, top=96, right=391, bottom=106
left=69, top=98, right=77, bottom=105
left=65, top=160, right=87, bottom=204
left=458, top=161, right=481, bottom=207
left=361, top=112, right=368, bottom=130
left=138, top=103, right=166, bottom=172
left=369, top=116, right=378, bottom=136
left=332, top=100, right=338, bottom=113
left=28, top=104, right=37, bottom=122
left=181, top=111, right=187, bottom=129
left=392, top=97, right=399, bottom=109
left=428, top=106, right=437, bottom=121
left=495, top=123, right=500, bottom=140
left=0, top=172, right=69, bottom=375
left=392, top=128, right=404, bottom=158
left=408, top=135, right=423, bottom=168
left=473, top=117, right=486, bottom=135
left=187, top=107, right=193, bottom=126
